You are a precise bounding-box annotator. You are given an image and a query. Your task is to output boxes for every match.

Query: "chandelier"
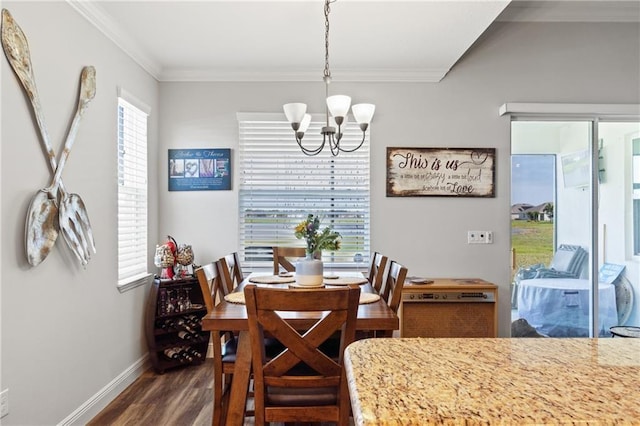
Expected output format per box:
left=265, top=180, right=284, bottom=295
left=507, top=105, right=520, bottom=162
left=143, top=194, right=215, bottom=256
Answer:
left=283, top=0, right=375, bottom=156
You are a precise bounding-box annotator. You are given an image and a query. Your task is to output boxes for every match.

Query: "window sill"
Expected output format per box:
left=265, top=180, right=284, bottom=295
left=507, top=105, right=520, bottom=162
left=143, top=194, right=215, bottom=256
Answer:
left=118, top=273, right=153, bottom=293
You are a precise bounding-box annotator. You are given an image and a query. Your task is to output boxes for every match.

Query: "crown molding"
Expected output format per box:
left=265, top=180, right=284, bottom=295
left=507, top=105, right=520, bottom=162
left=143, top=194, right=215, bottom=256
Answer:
left=498, top=1, right=640, bottom=23
left=158, top=68, right=448, bottom=83
left=66, top=0, right=162, bottom=80
left=65, top=0, right=447, bottom=83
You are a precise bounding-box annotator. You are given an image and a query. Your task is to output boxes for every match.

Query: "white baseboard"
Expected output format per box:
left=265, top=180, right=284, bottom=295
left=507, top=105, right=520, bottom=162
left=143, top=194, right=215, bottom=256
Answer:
left=57, top=354, right=150, bottom=426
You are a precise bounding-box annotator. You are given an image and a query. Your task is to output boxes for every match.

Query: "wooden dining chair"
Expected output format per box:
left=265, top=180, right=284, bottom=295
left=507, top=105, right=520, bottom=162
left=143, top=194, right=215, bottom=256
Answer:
left=195, top=262, right=224, bottom=312
left=377, top=260, right=408, bottom=337
left=368, top=251, right=389, bottom=294
left=218, top=252, right=244, bottom=295
left=195, top=262, right=239, bottom=426
left=271, top=246, right=306, bottom=274
left=244, top=284, right=360, bottom=426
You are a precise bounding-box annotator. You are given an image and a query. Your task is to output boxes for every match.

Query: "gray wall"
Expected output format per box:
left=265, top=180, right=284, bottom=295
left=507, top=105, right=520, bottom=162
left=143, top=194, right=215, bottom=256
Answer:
left=1, top=2, right=159, bottom=424
left=0, top=2, right=639, bottom=424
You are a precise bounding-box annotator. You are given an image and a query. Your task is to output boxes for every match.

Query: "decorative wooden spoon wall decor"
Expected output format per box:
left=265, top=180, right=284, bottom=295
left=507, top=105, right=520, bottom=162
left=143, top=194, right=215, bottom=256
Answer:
left=1, top=9, right=97, bottom=266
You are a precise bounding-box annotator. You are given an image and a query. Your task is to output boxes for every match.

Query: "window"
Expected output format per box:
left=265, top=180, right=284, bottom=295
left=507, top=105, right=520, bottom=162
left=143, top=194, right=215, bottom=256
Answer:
left=238, top=113, right=370, bottom=270
left=117, top=90, right=150, bottom=290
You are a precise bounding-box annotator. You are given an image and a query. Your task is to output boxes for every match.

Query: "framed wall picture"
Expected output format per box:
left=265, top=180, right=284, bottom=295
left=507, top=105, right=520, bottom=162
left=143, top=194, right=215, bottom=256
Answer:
left=387, top=147, right=496, bottom=197
left=168, top=148, right=231, bottom=191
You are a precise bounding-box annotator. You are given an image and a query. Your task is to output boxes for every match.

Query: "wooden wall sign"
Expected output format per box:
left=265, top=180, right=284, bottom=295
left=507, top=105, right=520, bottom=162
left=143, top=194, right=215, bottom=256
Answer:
left=387, top=147, right=496, bottom=197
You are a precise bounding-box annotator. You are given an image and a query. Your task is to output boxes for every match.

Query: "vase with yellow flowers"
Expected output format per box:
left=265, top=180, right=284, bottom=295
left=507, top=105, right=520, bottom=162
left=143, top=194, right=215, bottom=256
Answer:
left=293, top=214, right=341, bottom=286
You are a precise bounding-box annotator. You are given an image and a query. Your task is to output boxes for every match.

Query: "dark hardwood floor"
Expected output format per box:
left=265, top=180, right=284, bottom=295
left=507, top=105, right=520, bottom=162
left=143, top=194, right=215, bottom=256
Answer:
left=88, top=359, right=348, bottom=425
left=88, top=360, right=215, bottom=426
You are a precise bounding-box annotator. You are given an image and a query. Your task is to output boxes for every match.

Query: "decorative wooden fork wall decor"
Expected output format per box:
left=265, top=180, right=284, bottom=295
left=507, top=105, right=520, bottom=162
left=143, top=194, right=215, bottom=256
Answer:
left=1, top=9, right=97, bottom=266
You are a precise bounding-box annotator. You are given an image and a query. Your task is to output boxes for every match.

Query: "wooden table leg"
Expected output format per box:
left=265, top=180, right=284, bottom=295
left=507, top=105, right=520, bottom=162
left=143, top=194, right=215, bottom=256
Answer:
left=225, top=330, right=252, bottom=426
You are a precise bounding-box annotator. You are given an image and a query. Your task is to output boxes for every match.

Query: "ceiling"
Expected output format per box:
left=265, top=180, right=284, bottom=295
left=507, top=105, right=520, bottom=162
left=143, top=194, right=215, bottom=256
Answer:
left=67, top=0, right=640, bottom=83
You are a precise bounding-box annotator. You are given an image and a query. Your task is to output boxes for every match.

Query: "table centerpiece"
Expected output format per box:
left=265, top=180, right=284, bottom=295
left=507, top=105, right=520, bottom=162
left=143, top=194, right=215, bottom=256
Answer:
left=294, top=214, right=341, bottom=287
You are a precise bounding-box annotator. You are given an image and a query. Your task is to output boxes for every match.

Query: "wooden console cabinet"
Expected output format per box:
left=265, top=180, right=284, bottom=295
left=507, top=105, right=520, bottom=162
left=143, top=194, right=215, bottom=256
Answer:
left=145, top=276, right=210, bottom=373
left=401, top=278, right=498, bottom=338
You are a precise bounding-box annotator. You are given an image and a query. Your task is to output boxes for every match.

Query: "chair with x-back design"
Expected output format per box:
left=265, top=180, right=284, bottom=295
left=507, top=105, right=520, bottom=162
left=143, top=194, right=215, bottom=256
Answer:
left=244, top=284, right=360, bottom=425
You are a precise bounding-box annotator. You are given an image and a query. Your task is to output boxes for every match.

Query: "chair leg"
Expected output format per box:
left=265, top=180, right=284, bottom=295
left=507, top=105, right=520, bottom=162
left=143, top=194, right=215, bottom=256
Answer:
left=339, top=371, right=351, bottom=426
left=212, top=337, right=226, bottom=426
left=220, top=386, right=231, bottom=426
left=211, top=371, right=225, bottom=426
left=211, top=382, right=223, bottom=426
left=244, top=378, right=255, bottom=417
left=220, top=373, right=256, bottom=423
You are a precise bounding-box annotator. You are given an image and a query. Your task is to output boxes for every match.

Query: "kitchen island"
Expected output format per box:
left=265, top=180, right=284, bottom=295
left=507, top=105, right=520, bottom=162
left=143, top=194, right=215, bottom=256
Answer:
left=344, top=337, right=640, bottom=425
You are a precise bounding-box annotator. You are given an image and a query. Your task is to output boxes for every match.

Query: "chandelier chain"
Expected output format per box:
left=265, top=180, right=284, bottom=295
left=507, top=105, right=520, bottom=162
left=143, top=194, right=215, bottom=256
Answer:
left=323, top=0, right=334, bottom=79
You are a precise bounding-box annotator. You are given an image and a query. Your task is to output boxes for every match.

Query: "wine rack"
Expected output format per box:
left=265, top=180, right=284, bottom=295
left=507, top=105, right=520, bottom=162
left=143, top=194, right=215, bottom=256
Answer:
left=145, top=276, right=210, bottom=373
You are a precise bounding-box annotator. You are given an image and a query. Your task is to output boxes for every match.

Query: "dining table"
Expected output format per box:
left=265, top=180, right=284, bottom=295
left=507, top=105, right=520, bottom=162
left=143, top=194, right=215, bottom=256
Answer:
left=345, top=337, right=640, bottom=425
left=201, top=271, right=399, bottom=426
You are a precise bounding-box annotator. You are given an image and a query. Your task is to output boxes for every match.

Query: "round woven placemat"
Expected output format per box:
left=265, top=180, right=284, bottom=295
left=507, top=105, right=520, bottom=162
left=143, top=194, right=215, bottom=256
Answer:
left=288, top=282, right=325, bottom=288
left=224, top=291, right=381, bottom=305
left=248, top=275, right=295, bottom=284
left=358, top=293, right=381, bottom=304
left=224, top=292, right=246, bottom=304
left=323, top=276, right=369, bottom=286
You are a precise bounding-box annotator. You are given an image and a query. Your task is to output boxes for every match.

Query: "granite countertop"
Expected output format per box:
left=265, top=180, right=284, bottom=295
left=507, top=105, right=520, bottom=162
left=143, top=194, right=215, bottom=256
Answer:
left=344, top=337, right=640, bottom=425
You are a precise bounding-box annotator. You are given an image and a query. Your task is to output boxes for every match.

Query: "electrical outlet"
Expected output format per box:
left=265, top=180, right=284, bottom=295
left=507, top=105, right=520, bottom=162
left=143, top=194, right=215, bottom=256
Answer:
left=0, top=388, right=8, bottom=418
left=467, top=231, right=493, bottom=244
left=468, top=231, right=482, bottom=244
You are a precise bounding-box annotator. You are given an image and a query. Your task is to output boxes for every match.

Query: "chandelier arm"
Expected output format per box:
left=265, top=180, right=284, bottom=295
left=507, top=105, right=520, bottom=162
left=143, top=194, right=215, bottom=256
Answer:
left=328, top=134, right=341, bottom=156
left=296, top=135, right=326, bottom=156
left=336, top=132, right=367, bottom=153
left=335, top=122, right=344, bottom=144
left=329, top=136, right=340, bottom=157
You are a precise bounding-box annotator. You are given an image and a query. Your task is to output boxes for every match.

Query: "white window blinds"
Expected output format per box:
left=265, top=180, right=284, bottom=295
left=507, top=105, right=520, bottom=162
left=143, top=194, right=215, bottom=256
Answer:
left=238, top=113, right=371, bottom=270
left=117, top=96, right=149, bottom=286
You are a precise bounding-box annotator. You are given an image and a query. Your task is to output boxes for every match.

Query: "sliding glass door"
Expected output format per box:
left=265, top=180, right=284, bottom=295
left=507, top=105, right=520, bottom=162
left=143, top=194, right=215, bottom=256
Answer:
left=512, top=119, right=640, bottom=337
left=512, top=121, right=595, bottom=337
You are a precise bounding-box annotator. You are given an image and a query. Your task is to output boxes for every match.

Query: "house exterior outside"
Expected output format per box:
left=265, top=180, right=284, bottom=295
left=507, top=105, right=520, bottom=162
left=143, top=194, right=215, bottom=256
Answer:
left=512, top=202, right=553, bottom=221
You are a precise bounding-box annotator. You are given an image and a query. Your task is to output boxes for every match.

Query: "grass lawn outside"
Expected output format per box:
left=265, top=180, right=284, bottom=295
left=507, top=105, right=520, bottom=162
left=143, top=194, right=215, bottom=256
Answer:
left=511, top=220, right=554, bottom=280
